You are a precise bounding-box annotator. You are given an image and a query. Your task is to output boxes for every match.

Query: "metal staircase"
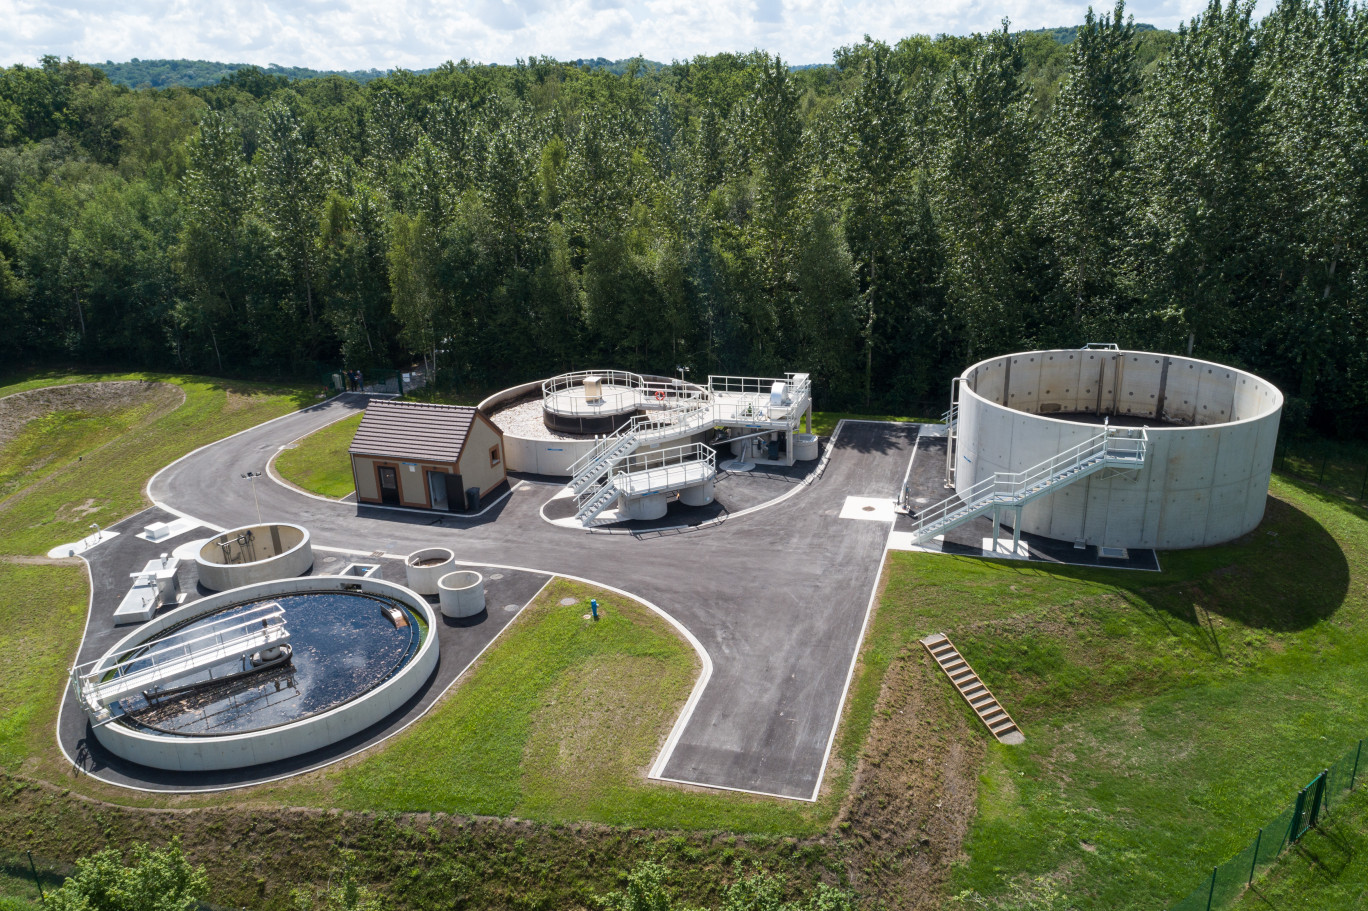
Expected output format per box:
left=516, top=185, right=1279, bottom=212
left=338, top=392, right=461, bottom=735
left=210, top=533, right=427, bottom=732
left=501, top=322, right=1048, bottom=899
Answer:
left=922, top=633, right=1023, bottom=744
left=569, top=430, right=641, bottom=495
left=575, top=479, right=624, bottom=524
left=911, top=428, right=1148, bottom=545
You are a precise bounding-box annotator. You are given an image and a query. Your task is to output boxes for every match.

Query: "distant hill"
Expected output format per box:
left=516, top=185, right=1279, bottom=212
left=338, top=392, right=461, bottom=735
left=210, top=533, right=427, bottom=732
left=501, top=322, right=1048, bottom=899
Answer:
left=96, top=27, right=1163, bottom=91
left=1022, top=22, right=1158, bottom=44
left=96, top=58, right=402, bottom=89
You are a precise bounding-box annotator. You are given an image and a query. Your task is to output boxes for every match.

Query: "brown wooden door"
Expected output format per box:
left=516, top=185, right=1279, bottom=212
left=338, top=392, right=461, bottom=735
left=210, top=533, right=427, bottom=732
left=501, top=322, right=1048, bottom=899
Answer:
left=377, top=466, right=400, bottom=505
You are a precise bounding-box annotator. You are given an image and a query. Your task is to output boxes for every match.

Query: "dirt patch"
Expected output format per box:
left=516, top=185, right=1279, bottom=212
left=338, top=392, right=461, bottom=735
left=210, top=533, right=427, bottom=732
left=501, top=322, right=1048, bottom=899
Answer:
left=835, top=647, right=986, bottom=910
left=0, top=381, right=184, bottom=450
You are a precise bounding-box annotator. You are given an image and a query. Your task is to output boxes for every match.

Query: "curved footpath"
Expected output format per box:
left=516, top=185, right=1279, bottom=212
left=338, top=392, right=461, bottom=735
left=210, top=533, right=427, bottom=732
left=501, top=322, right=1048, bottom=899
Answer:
left=141, top=393, right=919, bottom=800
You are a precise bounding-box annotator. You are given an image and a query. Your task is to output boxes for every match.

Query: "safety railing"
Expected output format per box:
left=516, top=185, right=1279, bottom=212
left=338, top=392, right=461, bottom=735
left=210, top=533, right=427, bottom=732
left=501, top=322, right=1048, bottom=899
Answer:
left=912, top=429, right=1148, bottom=542
left=72, top=602, right=288, bottom=722
left=613, top=442, right=716, bottom=496
left=542, top=370, right=646, bottom=417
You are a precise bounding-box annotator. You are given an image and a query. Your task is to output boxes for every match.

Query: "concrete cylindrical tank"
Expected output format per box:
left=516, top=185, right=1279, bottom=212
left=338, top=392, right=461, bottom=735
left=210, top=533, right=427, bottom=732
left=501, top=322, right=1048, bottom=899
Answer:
left=792, top=433, right=819, bottom=461
left=438, top=570, right=486, bottom=618
left=623, top=493, right=670, bottom=521
left=405, top=547, right=455, bottom=596
left=679, top=480, right=715, bottom=506
left=953, top=349, right=1283, bottom=550
left=195, top=523, right=313, bottom=591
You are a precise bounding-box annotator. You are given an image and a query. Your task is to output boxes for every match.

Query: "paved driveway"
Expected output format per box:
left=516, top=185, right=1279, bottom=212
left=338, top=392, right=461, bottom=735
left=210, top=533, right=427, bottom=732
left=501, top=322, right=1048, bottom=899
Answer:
left=148, top=395, right=920, bottom=799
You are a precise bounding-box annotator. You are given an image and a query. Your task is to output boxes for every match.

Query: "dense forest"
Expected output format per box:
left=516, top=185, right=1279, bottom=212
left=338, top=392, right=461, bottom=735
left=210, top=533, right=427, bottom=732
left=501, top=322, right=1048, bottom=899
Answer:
left=0, top=0, right=1364, bottom=434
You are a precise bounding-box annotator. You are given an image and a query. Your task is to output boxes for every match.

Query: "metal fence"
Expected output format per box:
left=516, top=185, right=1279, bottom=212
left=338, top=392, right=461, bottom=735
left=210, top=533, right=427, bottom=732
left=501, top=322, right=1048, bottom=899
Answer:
left=1275, top=435, right=1368, bottom=504
left=322, top=366, right=429, bottom=398
left=1168, top=738, right=1365, bottom=911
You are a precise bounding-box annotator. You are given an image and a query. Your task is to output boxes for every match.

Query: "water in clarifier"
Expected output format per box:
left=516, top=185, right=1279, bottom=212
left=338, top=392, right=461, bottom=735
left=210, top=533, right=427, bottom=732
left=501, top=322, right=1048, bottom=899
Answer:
left=117, top=592, right=421, bottom=736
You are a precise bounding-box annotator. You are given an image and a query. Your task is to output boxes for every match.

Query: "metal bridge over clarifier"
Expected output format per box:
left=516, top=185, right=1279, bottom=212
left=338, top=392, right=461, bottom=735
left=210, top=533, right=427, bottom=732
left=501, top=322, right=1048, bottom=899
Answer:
left=910, top=427, right=1149, bottom=550
left=71, top=602, right=290, bottom=726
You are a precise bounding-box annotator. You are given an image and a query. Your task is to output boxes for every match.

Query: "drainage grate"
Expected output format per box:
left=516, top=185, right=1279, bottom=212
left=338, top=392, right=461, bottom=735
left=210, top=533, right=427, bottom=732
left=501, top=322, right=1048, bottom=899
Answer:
left=1098, top=546, right=1129, bottom=560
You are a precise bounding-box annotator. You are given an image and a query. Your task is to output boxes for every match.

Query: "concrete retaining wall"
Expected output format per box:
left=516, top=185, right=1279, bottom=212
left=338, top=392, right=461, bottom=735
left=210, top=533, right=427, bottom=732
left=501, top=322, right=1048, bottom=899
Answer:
left=91, top=575, right=438, bottom=772
left=955, top=349, right=1283, bottom=549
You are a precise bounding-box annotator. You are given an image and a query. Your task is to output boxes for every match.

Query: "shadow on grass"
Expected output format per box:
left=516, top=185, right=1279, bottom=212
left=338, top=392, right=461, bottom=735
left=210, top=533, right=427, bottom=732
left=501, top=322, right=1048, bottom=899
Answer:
left=1137, top=495, right=1350, bottom=633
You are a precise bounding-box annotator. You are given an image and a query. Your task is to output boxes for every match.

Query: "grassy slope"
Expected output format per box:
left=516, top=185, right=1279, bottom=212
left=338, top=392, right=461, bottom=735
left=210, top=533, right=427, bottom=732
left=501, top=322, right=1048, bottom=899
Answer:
left=274, top=412, right=362, bottom=498
left=1232, top=785, right=1368, bottom=909
left=0, top=372, right=318, bottom=557
left=915, top=477, right=1368, bottom=908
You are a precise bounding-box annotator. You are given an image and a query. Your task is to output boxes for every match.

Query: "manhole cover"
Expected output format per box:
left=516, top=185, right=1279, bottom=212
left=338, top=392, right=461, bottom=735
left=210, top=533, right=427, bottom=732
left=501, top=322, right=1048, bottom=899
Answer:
left=503, top=604, right=519, bottom=612
left=489, top=573, right=504, bottom=580
left=862, top=505, right=876, bottom=512
left=559, top=597, right=578, bottom=606
left=322, top=556, right=340, bottom=565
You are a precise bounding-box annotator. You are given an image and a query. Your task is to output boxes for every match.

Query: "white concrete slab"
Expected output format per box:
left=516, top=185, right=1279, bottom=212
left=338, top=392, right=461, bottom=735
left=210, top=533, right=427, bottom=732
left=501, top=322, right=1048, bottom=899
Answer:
left=47, top=530, right=120, bottom=559
left=839, top=496, right=897, bottom=522
left=135, top=516, right=199, bottom=542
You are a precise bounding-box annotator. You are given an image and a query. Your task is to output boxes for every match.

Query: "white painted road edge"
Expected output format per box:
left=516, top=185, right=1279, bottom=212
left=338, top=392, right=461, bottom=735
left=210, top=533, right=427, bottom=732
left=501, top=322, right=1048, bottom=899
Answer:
left=807, top=423, right=920, bottom=802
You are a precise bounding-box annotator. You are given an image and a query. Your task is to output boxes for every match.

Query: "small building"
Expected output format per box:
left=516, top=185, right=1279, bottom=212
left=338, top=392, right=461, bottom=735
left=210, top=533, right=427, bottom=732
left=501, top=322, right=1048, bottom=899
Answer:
left=349, top=401, right=507, bottom=512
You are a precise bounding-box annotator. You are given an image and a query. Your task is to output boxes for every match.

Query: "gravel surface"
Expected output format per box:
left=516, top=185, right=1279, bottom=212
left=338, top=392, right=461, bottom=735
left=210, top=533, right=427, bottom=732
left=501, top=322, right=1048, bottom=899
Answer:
left=489, top=397, right=594, bottom=441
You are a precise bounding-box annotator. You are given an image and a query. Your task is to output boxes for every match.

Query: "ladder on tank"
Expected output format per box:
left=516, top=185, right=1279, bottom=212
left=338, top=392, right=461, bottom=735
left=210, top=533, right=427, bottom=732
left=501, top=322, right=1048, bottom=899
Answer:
left=944, top=378, right=961, bottom=488
left=910, top=428, right=1148, bottom=546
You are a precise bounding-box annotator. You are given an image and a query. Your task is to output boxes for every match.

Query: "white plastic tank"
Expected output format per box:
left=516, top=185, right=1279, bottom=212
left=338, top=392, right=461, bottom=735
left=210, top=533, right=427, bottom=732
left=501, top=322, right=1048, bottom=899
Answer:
left=438, top=570, right=485, bottom=618
left=405, top=547, right=455, bottom=596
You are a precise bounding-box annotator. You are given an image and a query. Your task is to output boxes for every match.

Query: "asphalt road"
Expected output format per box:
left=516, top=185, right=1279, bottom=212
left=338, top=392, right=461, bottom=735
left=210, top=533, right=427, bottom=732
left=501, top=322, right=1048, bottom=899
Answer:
left=147, top=394, right=920, bottom=799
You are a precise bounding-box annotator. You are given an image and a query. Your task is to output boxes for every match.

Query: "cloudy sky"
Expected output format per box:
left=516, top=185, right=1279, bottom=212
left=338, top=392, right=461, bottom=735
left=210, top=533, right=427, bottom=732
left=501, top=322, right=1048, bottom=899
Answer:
left=1, top=0, right=1212, bottom=70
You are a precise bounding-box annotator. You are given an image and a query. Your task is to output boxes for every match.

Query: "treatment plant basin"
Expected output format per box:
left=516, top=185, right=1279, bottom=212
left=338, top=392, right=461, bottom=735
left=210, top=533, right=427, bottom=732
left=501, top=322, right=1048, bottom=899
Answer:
left=194, top=522, right=313, bottom=591
left=951, top=348, right=1283, bottom=549
left=76, top=576, right=439, bottom=771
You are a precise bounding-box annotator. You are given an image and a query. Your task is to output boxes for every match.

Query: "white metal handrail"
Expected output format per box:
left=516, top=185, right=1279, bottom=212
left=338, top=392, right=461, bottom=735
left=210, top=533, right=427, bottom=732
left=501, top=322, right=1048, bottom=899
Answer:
left=912, top=429, right=1148, bottom=541
left=612, top=442, right=716, bottom=496
left=74, top=603, right=289, bottom=715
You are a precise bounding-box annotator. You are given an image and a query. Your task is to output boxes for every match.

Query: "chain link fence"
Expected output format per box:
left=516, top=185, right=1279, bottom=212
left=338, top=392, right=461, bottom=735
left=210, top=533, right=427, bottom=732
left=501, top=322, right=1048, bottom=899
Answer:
left=1168, top=738, right=1365, bottom=911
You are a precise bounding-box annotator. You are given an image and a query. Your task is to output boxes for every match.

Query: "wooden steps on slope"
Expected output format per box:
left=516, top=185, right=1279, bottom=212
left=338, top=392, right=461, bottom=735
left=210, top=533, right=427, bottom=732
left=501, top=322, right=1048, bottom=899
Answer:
left=921, top=632, right=1024, bottom=744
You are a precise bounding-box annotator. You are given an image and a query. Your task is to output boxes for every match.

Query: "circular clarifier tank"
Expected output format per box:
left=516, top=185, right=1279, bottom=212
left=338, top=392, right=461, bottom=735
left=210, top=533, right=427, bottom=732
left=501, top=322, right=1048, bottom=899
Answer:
left=84, top=576, right=438, bottom=772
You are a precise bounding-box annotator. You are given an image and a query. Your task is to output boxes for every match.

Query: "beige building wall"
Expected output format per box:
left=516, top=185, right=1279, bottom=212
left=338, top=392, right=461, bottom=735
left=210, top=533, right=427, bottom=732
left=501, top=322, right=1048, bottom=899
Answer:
left=457, top=416, right=508, bottom=495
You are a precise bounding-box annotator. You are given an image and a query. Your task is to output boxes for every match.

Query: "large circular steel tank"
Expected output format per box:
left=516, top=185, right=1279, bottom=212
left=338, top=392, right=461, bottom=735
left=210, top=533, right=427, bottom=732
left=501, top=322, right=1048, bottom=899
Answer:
left=953, top=349, right=1283, bottom=549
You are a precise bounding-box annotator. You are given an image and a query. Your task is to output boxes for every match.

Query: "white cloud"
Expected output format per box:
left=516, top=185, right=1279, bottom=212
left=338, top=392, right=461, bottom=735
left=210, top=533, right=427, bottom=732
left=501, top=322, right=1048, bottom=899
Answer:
left=0, top=0, right=1219, bottom=70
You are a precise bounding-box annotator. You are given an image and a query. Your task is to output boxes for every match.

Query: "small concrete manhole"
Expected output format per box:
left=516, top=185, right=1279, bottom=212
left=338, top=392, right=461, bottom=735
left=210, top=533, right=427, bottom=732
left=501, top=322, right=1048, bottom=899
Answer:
left=862, top=505, right=876, bottom=512
left=559, top=597, right=578, bottom=606
left=322, top=556, right=340, bottom=565
left=489, top=573, right=505, bottom=580
left=503, top=604, right=519, bottom=612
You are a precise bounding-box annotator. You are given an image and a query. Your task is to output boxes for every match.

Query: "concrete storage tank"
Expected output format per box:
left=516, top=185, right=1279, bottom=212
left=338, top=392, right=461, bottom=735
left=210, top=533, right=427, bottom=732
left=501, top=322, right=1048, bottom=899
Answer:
left=195, top=523, right=313, bottom=591
left=951, top=349, right=1283, bottom=550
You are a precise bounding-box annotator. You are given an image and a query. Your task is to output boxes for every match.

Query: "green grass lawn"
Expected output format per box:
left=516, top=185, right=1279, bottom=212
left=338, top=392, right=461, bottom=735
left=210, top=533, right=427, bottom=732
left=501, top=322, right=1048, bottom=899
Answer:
left=272, top=578, right=823, bottom=833
left=274, top=412, right=362, bottom=498
left=1232, top=784, right=1368, bottom=909
left=878, top=476, right=1368, bottom=909
left=809, top=410, right=933, bottom=438
left=0, top=372, right=317, bottom=557
left=0, top=564, right=88, bottom=775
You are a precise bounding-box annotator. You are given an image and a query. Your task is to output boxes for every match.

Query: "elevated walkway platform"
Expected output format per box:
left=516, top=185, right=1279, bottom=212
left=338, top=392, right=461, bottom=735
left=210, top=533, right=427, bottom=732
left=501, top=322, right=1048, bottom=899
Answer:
left=73, top=603, right=290, bottom=725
